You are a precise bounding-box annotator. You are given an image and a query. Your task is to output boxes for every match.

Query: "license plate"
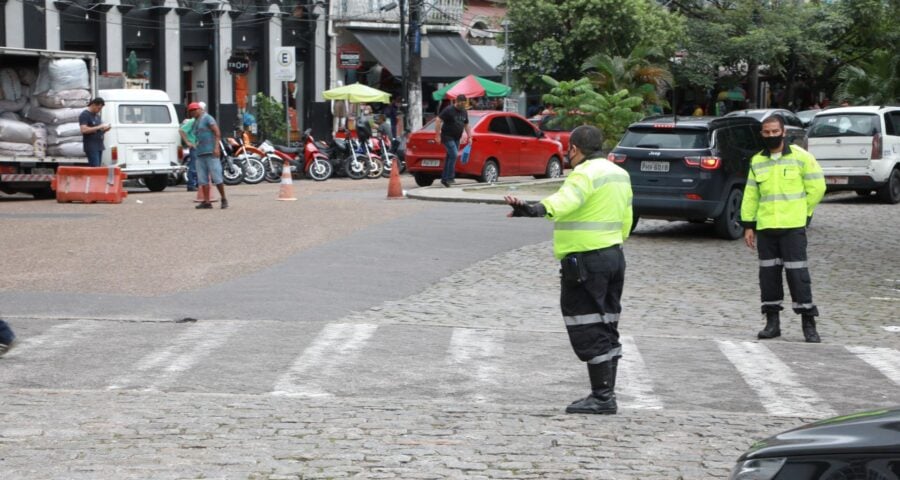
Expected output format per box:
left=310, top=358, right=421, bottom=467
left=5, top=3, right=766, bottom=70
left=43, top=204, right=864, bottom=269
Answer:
left=138, top=151, right=158, bottom=161
left=32, top=167, right=54, bottom=175
left=826, top=176, right=848, bottom=185
left=641, top=161, right=669, bottom=172
left=421, top=159, right=440, bottom=167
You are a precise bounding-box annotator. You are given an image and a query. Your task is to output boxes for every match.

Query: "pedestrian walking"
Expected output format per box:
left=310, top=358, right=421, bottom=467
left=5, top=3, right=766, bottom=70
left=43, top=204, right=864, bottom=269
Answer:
left=741, top=115, right=826, bottom=342
left=188, top=102, right=228, bottom=209
left=79, top=97, right=110, bottom=167
left=179, top=110, right=199, bottom=192
left=505, top=125, right=633, bottom=415
left=0, top=318, right=16, bottom=357
left=382, top=97, right=400, bottom=138
left=433, top=95, right=471, bottom=188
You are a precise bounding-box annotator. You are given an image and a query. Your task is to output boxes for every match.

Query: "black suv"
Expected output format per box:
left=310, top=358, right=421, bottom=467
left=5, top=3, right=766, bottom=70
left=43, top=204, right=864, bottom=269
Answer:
left=608, top=115, right=763, bottom=239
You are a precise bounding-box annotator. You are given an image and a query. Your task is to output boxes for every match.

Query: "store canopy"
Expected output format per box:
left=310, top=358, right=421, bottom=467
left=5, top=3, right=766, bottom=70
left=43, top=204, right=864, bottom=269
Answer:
left=432, top=75, right=511, bottom=101
left=322, top=83, right=391, bottom=103
left=350, top=30, right=499, bottom=82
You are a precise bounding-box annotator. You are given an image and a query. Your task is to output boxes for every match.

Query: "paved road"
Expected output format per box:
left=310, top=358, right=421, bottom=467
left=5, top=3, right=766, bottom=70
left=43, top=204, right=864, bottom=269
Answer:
left=1, top=179, right=898, bottom=478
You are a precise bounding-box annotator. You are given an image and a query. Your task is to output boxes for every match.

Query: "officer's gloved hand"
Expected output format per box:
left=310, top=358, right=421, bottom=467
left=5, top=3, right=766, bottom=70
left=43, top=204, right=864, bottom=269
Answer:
left=510, top=201, right=547, bottom=218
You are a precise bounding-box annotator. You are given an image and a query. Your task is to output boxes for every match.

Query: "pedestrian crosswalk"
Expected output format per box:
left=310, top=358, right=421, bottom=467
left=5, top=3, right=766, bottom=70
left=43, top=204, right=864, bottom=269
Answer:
left=2, top=319, right=898, bottom=417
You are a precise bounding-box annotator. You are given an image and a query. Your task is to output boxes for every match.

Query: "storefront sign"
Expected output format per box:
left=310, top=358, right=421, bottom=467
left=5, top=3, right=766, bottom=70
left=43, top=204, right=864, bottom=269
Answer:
left=338, top=46, right=361, bottom=70
left=226, top=56, right=250, bottom=75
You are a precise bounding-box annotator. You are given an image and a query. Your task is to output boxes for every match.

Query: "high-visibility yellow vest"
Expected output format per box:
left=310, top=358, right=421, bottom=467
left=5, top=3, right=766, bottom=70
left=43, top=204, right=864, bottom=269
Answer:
left=540, top=157, right=633, bottom=259
left=740, top=145, right=826, bottom=230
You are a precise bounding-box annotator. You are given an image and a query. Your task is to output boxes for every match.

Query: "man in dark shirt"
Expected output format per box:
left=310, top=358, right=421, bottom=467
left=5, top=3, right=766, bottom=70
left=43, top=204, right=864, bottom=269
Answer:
left=79, top=97, right=110, bottom=167
left=433, top=95, right=472, bottom=187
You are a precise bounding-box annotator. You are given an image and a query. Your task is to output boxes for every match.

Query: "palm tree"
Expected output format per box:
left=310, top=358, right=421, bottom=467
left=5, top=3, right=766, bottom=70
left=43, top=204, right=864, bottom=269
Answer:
left=834, top=50, right=900, bottom=105
left=581, top=44, right=673, bottom=111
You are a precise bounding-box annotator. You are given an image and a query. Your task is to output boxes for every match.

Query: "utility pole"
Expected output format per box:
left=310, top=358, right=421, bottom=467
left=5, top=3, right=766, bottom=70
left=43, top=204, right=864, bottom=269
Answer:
left=407, top=0, right=423, bottom=131
left=399, top=0, right=408, bottom=134
left=502, top=20, right=510, bottom=87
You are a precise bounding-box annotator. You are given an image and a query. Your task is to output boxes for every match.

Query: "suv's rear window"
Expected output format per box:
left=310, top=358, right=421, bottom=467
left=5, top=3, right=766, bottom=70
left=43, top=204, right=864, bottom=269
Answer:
left=618, top=128, right=709, bottom=149
left=118, top=105, right=172, bottom=124
left=808, top=114, right=880, bottom=137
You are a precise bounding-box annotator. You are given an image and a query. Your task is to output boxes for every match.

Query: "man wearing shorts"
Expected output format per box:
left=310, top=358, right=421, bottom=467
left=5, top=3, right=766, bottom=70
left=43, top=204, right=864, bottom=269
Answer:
left=189, top=102, right=228, bottom=209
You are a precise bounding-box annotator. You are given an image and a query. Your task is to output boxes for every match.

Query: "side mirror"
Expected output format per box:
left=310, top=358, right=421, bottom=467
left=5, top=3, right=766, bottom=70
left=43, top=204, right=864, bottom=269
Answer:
left=536, top=130, right=545, bottom=139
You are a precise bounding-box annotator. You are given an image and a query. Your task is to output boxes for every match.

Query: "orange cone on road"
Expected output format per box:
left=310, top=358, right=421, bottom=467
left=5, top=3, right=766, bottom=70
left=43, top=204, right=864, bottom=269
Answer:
left=386, top=158, right=404, bottom=199
left=277, top=162, right=297, bottom=201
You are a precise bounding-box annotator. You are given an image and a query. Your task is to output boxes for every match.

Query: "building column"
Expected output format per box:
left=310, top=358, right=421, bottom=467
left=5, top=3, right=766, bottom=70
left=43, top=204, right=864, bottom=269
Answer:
left=45, top=0, right=61, bottom=50
left=106, top=3, right=124, bottom=73
left=314, top=2, right=327, bottom=101
left=164, top=0, right=181, bottom=100
left=267, top=5, right=283, bottom=103
left=4, top=0, right=25, bottom=47
left=217, top=9, right=233, bottom=105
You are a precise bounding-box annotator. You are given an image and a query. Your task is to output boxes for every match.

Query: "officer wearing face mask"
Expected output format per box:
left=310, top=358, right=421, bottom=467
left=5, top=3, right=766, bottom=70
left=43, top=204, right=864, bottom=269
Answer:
left=740, top=115, right=826, bottom=343
left=505, top=125, right=633, bottom=415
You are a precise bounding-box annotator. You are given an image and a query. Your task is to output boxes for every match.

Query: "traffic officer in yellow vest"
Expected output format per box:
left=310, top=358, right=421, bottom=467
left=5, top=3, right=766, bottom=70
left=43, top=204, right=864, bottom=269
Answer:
left=505, top=125, right=633, bottom=414
left=741, top=115, right=826, bottom=343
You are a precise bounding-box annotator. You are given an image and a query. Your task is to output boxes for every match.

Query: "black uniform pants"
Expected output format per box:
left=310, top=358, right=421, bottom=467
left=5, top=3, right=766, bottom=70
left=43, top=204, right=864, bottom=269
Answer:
left=757, top=228, right=818, bottom=316
left=560, top=246, right=625, bottom=364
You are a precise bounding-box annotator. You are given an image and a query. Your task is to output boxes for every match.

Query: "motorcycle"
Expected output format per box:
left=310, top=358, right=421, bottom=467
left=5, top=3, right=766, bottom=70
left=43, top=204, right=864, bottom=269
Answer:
left=350, top=123, right=383, bottom=179
left=260, top=130, right=333, bottom=182
left=369, top=134, right=400, bottom=178
left=324, top=129, right=369, bottom=180
left=218, top=139, right=244, bottom=185
left=224, top=136, right=266, bottom=184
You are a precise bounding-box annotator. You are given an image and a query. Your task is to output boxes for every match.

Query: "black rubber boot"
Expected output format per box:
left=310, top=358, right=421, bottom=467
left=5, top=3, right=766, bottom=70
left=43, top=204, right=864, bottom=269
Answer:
left=566, top=361, right=617, bottom=414
left=757, top=311, right=781, bottom=339
left=802, top=315, right=821, bottom=343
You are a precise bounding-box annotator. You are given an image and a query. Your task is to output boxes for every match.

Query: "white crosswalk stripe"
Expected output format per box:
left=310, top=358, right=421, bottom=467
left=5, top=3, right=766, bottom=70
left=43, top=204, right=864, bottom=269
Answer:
left=446, top=328, right=505, bottom=403
left=717, top=340, right=836, bottom=417
left=2, top=320, right=103, bottom=360
left=6, top=319, right=900, bottom=417
left=618, top=336, right=664, bottom=410
left=107, top=321, right=241, bottom=391
left=271, top=323, right=378, bottom=397
left=846, top=346, right=900, bottom=386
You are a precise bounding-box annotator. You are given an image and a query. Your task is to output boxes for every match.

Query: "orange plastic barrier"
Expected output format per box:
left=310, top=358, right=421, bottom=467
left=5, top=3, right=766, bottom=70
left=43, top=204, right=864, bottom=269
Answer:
left=51, top=166, right=128, bottom=204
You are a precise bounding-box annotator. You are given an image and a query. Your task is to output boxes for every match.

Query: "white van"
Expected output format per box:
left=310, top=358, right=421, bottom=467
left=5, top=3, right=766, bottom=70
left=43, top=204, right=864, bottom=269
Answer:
left=98, top=89, right=183, bottom=191
left=806, top=105, right=900, bottom=204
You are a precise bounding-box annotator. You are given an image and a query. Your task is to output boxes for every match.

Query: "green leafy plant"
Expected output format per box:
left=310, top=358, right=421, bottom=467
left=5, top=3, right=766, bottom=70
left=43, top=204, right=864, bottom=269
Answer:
left=254, top=93, right=288, bottom=144
left=542, top=76, right=643, bottom=150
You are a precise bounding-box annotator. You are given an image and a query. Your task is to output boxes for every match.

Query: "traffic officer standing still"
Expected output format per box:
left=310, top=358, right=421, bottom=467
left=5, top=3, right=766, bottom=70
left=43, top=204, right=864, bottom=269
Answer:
left=741, top=115, right=826, bottom=343
left=505, top=126, right=633, bottom=414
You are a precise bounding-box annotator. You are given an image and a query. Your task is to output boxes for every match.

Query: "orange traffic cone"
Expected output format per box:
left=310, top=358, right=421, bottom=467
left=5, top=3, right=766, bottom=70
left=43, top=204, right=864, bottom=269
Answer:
left=386, top=158, right=404, bottom=199
left=194, top=176, right=219, bottom=203
left=277, top=162, right=297, bottom=201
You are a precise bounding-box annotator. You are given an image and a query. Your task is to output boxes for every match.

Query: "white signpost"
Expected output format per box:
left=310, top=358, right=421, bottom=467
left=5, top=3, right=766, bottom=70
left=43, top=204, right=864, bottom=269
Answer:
left=274, top=47, right=296, bottom=143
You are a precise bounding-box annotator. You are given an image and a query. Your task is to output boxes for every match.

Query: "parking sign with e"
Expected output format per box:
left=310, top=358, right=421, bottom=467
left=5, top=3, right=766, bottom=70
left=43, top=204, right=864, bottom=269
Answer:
left=274, top=47, right=296, bottom=82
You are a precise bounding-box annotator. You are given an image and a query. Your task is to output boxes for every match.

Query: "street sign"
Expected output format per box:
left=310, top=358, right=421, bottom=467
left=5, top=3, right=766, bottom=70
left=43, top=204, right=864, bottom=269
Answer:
left=226, top=56, right=250, bottom=75
left=273, top=47, right=296, bottom=82
left=338, top=46, right=361, bottom=70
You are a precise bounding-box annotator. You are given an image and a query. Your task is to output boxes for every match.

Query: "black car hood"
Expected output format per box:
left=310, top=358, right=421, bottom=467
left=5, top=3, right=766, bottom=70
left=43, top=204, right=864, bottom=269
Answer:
left=739, top=408, right=900, bottom=460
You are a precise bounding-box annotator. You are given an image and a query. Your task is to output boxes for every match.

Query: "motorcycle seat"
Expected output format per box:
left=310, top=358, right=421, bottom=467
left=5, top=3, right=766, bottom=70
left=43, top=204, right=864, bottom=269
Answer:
left=274, top=145, right=301, bottom=154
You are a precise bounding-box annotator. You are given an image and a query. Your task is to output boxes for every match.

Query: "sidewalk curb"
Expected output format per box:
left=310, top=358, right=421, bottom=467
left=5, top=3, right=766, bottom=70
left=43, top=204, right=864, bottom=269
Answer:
left=406, top=178, right=561, bottom=204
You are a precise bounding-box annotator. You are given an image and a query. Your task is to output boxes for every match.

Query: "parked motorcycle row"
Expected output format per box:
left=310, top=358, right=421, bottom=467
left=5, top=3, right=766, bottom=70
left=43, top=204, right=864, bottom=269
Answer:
left=171, top=128, right=407, bottom=187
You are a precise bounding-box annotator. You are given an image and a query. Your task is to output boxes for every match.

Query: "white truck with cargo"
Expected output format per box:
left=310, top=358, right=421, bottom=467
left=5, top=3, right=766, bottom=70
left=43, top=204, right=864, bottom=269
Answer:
left=0, top=47, right=181, bottom=198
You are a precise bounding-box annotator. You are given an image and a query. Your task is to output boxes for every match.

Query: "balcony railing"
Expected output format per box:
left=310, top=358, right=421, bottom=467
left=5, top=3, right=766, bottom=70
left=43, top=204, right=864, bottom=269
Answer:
left=334, top=0, right=463, bottom=26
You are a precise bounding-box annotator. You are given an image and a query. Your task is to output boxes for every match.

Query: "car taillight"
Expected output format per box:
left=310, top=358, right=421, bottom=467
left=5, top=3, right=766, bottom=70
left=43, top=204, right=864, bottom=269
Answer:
left=111, top=146, right=118, bottom=162
left=685, top=193, right=702, bottom=200
left=684, top=156, right=721, bottom=170
left=872, top=133, right=882, bottom=160
left=608, top=153, right=627, bottom=163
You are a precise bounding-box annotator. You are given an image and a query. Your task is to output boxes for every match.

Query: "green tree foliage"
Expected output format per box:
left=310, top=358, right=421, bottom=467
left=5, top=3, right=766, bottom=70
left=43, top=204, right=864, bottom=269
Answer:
left=581, top=43, right=673, bottom=109
left=834, top=50, right=900, bottom=105
left=508, top=0, right=684, bottom=91
left=254, top=93, right=287, bottom=144
left=541, top=76, right=643, bottom=150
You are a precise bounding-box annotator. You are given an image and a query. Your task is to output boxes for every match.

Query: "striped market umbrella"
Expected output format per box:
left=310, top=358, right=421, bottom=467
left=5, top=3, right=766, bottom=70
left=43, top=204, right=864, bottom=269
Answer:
left=432, top=75, right=511, bottom=101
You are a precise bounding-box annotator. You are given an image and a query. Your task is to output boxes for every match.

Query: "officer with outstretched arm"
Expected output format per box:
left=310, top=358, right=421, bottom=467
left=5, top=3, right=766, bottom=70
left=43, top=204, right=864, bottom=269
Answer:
left=505, top=125, right=633, bottom=414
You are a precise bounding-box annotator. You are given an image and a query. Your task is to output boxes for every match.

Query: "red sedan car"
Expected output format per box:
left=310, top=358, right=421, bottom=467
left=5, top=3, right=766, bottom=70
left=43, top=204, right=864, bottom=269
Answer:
left=529, top=114, right=573, bottom=166
left=406, top=110, right=565, bottom=186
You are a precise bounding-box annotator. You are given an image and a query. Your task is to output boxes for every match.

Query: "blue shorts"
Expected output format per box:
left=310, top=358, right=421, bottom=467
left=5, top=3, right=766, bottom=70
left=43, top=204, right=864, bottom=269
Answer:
left=195, top=154, right=223, bottom=185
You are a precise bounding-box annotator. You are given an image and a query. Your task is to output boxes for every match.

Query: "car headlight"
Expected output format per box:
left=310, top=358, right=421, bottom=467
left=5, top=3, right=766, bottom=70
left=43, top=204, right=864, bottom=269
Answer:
left=728, top=458, right=786, bottom=480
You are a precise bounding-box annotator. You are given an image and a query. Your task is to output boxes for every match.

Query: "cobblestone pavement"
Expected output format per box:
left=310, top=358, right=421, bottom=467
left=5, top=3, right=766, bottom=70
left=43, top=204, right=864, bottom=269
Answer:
left=1, top=189, right=898, bottom=479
